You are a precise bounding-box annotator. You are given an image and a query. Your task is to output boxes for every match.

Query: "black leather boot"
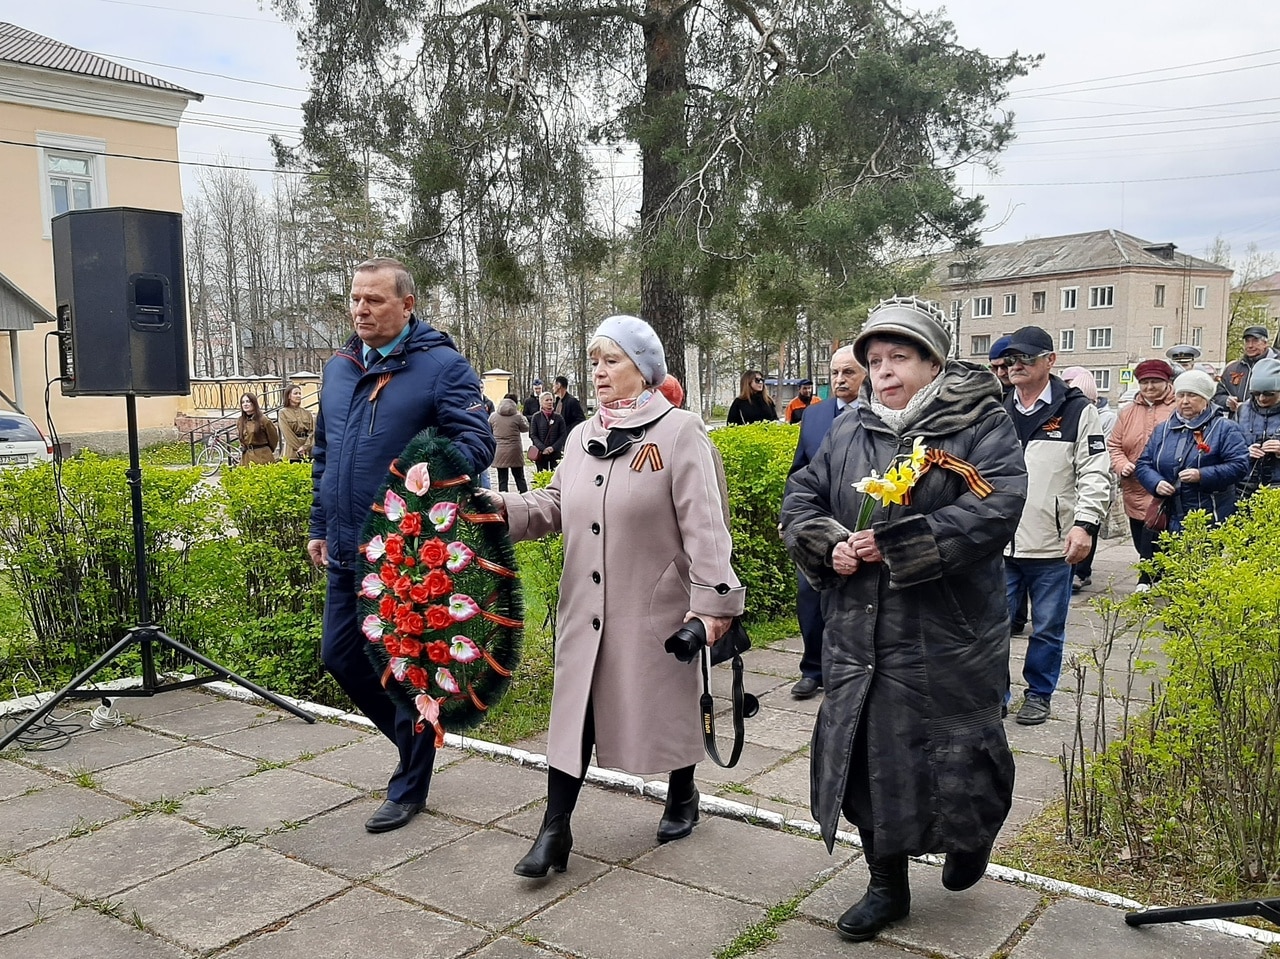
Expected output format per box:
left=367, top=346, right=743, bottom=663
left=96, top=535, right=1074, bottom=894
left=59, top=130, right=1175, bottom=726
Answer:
left=513, top=813, right=572, bottom=878
left=836, top=853, right=911, bottom=941
left=942, top=841, right=992, bottom=891
left=656, top=784, right=699, bottom=843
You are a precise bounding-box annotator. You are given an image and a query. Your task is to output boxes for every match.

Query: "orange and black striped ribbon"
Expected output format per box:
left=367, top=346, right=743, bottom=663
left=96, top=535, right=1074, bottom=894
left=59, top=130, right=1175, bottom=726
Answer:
left=629, top=443, right=664, bottom=472
left=902, top=448, right=995, bottom=505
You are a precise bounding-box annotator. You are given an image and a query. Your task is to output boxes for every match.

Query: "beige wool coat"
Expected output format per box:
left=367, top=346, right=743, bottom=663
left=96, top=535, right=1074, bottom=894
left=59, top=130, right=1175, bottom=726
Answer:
left=501, top=393, right=745, bottom=778
left=489, top=397, right=531, bottom=469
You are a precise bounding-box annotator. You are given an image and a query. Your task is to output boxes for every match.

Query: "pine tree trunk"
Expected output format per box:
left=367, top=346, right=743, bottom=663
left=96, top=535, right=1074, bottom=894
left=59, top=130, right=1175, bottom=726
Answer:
left=640, top=1, right=688, bottom=386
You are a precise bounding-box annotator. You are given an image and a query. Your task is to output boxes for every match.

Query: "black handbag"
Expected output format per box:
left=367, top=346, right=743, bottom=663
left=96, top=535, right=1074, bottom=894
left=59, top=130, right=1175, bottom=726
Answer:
left=698, top=618, right=759, bottom=768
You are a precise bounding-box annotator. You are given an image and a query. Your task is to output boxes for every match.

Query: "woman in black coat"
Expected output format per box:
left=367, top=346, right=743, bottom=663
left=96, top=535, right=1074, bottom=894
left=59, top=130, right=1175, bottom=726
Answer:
left=781, top=298, right=1027, bottom=944
left=726, top=370, right=777, bottom=425
left=528, top=392, right=568, bottom=472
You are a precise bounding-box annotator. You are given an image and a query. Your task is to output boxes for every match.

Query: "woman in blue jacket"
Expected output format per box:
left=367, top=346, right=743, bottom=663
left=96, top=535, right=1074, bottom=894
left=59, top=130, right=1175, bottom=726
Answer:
left=1135, top=370, right=1249, bottom=532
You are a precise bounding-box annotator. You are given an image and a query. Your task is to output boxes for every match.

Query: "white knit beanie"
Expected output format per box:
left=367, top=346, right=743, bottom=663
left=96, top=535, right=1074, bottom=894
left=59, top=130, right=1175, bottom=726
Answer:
left=1172, top=369, right=1216, bottom=401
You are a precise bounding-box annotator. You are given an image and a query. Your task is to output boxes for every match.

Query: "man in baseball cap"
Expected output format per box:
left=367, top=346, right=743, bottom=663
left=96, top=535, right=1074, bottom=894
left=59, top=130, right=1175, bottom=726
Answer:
left=1222, top=326, right=1280, bottom=414
left=999, top=326, right=1110, bottom=725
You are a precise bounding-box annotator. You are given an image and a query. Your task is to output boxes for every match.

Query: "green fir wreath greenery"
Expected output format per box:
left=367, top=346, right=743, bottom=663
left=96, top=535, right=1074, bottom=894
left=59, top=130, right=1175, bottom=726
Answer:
left=358, top=429, right=523, bottom=745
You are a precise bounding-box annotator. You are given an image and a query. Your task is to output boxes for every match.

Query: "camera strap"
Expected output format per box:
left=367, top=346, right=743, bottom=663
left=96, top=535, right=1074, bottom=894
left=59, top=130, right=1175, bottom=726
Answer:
left=699, top=645, right=759, bottom=768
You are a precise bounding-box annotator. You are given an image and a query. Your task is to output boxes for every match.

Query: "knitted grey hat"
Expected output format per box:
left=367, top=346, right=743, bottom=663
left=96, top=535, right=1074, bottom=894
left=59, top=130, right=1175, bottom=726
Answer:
left=1248, top=357, right=1280, bottom=393
left=853, top=296, right=952, bottom=367
left=1172, top=369, right=1216, bottom=401
left=592, top=315, right=667, bottom=386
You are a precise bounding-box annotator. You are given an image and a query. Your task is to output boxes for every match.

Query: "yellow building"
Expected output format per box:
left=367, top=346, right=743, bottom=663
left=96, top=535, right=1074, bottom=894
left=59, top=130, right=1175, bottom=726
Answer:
left=0, top=21, right=200, bottom=450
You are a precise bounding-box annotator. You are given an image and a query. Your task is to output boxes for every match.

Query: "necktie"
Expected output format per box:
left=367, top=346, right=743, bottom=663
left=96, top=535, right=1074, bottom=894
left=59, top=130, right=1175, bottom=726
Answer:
left=364, top=347, right=377, bottom=366
left=835, top=403, right=846, bottom=416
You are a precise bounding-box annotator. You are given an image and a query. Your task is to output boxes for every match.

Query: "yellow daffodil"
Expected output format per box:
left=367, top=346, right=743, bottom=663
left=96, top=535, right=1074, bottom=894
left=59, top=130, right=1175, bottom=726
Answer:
left=908, top=436, right=927, bottom=470
left=851, top=442, right=932, bottom=529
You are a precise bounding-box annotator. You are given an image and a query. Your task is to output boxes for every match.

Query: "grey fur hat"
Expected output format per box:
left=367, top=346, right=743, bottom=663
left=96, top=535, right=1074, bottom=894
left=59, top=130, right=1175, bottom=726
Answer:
left=592, top=315, right=667, bottom=386
left=854, top=296, right=952, bottom=367
left=1248, top=357, right=1280, bottom=393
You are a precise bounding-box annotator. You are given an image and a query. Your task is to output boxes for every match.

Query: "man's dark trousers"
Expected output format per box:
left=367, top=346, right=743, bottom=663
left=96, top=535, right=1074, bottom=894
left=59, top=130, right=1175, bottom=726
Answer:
left=796, top=572, right=823, bottom=683
left=322, top=567, right=435, bottom=804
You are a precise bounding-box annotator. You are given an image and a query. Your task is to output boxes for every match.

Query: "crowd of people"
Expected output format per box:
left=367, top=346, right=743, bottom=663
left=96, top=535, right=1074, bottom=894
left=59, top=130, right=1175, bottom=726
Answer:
left=292, top=262, right=1276, bottom=947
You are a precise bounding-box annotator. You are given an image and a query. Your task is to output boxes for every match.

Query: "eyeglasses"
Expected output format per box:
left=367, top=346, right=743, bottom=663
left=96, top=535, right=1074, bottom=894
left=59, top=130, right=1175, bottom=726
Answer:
left=753, top=378, right=764, bottom=384
left=989, top=361, right=1009, bottom=371
left=1251, top=391, right=1279, bottom=399
left=1005, top=352, right=1050, bottom=367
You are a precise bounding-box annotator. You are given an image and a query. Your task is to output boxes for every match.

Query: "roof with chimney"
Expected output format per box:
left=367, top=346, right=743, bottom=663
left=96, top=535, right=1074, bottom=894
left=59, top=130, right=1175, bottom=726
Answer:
left=0, top=21, right=201, bottom=99
left=932, top=229, right=1231, bottom=286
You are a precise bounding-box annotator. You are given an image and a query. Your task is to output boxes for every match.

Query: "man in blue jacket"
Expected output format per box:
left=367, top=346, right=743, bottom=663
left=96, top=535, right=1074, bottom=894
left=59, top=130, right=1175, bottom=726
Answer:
left=786, top=346, right=864, bottom=698
left=307, top=257, right=495, bottom=833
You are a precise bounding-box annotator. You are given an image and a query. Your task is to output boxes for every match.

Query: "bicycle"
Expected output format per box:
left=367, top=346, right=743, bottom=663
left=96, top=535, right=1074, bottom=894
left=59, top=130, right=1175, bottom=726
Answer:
left=195, top=431, right=241, bottom=477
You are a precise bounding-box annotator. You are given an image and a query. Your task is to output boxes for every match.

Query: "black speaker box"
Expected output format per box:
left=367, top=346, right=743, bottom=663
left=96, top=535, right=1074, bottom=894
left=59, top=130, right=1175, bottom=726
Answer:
left=51, top=207, right=190, bottom=397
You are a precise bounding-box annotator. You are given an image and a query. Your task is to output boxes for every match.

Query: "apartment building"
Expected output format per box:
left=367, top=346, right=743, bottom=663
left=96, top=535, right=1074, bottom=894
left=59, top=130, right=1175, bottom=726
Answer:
left=925, top=230, right=1232, bottom=395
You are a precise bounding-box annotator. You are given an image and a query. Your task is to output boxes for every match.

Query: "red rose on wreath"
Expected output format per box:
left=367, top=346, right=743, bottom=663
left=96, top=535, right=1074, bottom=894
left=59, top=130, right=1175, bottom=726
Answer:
left=418, top=537, right=449, bottom=569
left=379, top=564, right=399, bottom=588
left=399, top=512, right=423, bottom=536
left=409, top=582, right=431, bottom=604
left=399, top=636, right=423, bottom=658
left=405, top=664, right=429, bottom=689
left=378, top=595, right=396, bottom=619
left=384, top=636, right=404, bottom=657
left=384, top=534, right=406, bottom=565
left=422, top=568, right=453, bottom=599
left=426, top=640, right=451, bottom=664
left=395, top=608, right=425, bottom=636
left=425, top=605, right=453, bottom=631
left=393, top=574, right=414, bottom=600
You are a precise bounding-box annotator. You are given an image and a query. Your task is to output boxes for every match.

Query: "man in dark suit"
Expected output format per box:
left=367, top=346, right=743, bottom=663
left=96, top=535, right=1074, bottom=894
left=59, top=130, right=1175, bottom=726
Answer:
left=786, top=346, right=864, bottom=698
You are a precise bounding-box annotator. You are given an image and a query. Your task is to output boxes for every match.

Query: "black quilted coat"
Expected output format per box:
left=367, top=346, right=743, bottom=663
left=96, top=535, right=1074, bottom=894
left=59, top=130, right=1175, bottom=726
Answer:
left=781, top=362, right=1027, bottom=856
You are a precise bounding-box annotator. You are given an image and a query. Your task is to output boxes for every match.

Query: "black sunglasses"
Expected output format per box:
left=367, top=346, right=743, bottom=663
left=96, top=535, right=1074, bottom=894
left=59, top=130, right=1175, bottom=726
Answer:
left=1250, top=391, right=1279, bottom=399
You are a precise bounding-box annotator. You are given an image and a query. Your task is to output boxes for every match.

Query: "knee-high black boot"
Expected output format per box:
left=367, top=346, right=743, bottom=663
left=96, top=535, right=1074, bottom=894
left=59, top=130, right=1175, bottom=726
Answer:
left=836, top=843, right=911, bottom=941
left=656, top=764, right=699, bottom=843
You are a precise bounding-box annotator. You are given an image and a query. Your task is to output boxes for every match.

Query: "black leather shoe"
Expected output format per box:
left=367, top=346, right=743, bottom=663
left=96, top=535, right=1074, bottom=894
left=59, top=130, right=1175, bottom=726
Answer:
left=657, top=785, right=699, bottom=843
left=514, top=814, right=573, bottom=878
left=836, top=854, right=911, bottom=941
left=364, top=799, right=425, bottom=833
left=1010, top=620, right=1026, bottom=635
left=790, top=676, right=822, bottom=699
left=942, top=843, right=992, bottom=891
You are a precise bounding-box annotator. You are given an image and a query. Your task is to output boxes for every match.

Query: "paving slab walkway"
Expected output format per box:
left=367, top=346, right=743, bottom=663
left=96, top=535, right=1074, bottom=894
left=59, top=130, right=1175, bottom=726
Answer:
left=1, top=538, right=1273, bottom=958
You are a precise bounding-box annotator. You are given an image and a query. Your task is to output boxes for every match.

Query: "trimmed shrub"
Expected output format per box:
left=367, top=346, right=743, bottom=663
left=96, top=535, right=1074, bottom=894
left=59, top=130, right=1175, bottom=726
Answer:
left=710, top=422, right=798, bottom=621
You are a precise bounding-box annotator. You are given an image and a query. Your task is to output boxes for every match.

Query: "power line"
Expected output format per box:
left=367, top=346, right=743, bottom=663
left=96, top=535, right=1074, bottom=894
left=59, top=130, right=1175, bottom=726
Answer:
left=1014, top=96, right=1280, bottom=126
left=1012, top=59, right=1280, bottom=100
left=972, top=166, right=1280, bottom=188
left=91, top=0, right=290, bottom=25
left=1011, top=47, right=1280, bottom=95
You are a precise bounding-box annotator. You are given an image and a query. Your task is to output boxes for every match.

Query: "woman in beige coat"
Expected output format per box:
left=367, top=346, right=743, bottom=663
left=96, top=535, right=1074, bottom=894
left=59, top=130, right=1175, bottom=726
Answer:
left=1106, top=359, right=1176, bottom=590
left=489, top=393, right=530, bottom=492
left=492, top=314, right=744, bottom=878
left=237, top=393, right=279, bottom=466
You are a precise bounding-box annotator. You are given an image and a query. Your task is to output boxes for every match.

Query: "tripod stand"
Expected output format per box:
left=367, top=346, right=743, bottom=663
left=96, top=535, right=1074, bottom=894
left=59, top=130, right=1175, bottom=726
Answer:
left=1125, top=898, right=1280, bottom=929
left=0, top=395, right=313, bottom=751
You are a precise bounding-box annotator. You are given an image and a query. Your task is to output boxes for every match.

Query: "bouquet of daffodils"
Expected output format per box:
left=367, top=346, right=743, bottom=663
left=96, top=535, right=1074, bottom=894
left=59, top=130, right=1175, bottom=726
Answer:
left=852, top=437, right=928, bottom=531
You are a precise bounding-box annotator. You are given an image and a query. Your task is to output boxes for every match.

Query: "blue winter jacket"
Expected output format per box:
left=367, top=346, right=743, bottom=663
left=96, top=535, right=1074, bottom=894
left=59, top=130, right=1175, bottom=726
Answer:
left=309, top=316, right=495, bottom=570
left=1135, top=404, right=1249, bottom=531
left=1236, top=399, right=1280, bottom=496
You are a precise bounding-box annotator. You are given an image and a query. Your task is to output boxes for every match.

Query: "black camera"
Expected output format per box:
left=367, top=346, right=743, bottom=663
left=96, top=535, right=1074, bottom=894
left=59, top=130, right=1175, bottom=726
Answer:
left=664, top=618, right=708, bottom=663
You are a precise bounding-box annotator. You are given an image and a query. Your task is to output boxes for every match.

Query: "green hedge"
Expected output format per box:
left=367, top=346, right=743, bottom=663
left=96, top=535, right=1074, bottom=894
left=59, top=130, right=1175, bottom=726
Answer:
left=0, top=425, right=799, bottom=734
left=710, top=422, right=798, bottom=621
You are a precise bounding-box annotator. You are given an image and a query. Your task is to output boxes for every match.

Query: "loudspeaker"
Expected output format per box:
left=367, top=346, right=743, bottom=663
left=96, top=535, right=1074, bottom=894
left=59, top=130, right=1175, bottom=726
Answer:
left=51, top=207, right=190, bottom=396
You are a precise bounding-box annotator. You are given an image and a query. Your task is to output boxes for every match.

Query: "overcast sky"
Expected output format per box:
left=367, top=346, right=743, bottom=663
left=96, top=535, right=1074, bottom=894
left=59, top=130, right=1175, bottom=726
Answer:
left=5, top=0, right=1279, bottom=274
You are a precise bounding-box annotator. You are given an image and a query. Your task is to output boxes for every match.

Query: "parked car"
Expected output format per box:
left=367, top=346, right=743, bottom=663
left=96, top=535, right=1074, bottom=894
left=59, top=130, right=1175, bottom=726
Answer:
left=0, top=413, right=54, bottom=468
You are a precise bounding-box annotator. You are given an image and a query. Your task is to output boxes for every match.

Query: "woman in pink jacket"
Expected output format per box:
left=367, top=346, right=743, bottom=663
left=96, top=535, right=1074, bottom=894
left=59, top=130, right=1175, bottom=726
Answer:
left=1106, top=359, right=1176, bottom=590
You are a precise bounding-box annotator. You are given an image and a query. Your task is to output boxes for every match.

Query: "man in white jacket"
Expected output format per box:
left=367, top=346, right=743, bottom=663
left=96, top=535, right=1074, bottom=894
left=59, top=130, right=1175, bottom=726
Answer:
left=999, top=327, right=1111, bottom=725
